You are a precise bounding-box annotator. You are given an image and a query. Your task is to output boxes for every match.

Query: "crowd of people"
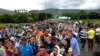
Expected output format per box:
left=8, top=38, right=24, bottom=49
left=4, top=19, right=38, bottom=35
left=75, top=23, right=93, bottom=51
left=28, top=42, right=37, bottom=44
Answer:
left=0, top=20, right=100, bottom=56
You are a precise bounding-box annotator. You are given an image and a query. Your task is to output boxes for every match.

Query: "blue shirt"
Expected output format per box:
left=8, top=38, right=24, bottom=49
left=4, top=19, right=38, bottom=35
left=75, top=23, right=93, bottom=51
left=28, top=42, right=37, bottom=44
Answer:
left=30, top=43, right=38, bottom=55
left=18, top=43, right=33, bottom=56
left=70, top=37, right=80, bottom=55
left=44, top=42, right=55, bottom=54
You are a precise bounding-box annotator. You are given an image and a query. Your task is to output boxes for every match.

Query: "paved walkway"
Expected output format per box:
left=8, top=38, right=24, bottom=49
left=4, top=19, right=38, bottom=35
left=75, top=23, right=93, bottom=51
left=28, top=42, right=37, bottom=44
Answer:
left=80, top=42, right=100, bottom=56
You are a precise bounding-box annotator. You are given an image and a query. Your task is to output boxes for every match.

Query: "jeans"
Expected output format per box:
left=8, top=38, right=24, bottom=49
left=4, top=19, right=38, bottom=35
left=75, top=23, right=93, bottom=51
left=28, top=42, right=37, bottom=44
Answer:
left=81, top=38, right=86, bottom=49
left=88, top=39, right=94, bottom=49
left=95, top=35, right=100, bottom=45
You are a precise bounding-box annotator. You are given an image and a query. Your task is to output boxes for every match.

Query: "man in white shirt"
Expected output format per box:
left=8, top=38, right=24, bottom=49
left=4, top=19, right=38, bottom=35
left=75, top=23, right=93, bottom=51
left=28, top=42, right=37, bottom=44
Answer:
left=95, top=25, right=100, bottom=45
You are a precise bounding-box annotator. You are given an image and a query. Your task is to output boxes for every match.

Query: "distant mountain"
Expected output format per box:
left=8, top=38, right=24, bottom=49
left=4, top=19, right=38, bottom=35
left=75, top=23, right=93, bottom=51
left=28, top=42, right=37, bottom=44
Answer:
left=1, top=8, right=99, bottom=15
left=0, top=8, right=15, bottom=14
left=30, top=9, right=100, bottom=14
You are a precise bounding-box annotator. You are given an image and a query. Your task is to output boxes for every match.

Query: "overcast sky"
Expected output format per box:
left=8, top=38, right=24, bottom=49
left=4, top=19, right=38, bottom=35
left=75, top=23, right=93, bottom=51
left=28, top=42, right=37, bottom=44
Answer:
left=0, top=0, right=100, bottom=11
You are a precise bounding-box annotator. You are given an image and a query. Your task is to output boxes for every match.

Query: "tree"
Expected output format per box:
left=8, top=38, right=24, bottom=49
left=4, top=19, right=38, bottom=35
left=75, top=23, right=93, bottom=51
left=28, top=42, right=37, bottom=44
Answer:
left=77, top=10, right=88, bottom=19
left=61, top=13, right=79, bottom=19
left=30, top=12, right=39, bottom=22
left=61, top=13, right=71, bottom=17
left=46, top=13, right=53, bottom=19
left=38, top=13, right=46, bottom=21
left=16, top=13, right=28, bottom=23
left=0, top=14, right=14, bottom=23
left=88, top=12, right=100, bottom=19
left=38, top=13, right=53, bottom=21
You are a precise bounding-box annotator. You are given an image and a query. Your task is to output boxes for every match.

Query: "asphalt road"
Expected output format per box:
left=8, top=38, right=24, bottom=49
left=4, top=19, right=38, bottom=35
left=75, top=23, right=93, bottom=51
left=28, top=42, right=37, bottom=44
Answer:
left=80, top=41, right=100, bottom=56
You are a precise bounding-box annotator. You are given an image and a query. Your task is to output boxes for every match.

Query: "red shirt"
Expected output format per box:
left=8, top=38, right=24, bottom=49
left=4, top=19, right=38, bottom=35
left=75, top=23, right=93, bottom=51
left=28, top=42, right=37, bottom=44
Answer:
left=37, top=31, right=44, bottom=37
left=36, top=52, right=49, bottom=56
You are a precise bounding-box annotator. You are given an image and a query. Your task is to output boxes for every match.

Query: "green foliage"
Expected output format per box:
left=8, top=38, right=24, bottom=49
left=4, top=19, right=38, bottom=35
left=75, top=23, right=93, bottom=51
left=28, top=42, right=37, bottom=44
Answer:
left=0, top=12, right=53, bottom=23
left=38, top=13, right=53, bottom=21
left=0, top=14, right=14, bottom=23
left=76, top=10, right=88, bottom=19
left=46, top=13, right=53, bottom=19
left=16, top=13, right=28, bottom=23
left=30, top=11, right=53, bottom=21
left=0, top=13, right=28, bottom=23
left=0, top=10, right=100, bottom=23
left=30, top=12, right=39, bottom=22
left=88, top=12, right=100, bottom=19
left=61, top=13, right=72, bottom=17
left=38, top=13, right=46, bottom=21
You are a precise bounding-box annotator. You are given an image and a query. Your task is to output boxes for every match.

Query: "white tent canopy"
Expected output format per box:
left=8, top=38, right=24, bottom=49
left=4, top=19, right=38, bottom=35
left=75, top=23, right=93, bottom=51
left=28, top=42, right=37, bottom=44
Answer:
left=59, top=16, right=71, bottom=19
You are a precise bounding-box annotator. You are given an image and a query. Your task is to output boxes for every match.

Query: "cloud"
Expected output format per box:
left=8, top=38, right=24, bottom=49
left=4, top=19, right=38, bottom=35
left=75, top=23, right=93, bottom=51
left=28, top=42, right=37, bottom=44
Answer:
left=60, top=0, right=86, bottom=9
left=0, top=0, right=100, bottom=10
left=78, top=0, right=100, bottom=9
left=0, top=0, right=45, bottom=10
left=45, top=0, right=100, bottom=9
left=45, top=0, right=61, bottom=9
left=45, top=0, right=86, bottom=9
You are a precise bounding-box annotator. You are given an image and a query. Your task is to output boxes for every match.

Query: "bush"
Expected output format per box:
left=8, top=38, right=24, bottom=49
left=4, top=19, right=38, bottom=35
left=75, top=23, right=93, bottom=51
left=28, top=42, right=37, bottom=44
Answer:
left=0, top=14, right=14, bottom=23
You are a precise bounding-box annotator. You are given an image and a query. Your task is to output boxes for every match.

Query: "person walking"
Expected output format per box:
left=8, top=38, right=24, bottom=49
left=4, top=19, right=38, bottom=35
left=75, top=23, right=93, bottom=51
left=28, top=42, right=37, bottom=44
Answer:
left=95, top=25, right=100, bottom=45
left=80, top=27, right=87, bottom=50
left=67, top=31, right=80, bottom=56
left=87, top=27, right=95, bottom=50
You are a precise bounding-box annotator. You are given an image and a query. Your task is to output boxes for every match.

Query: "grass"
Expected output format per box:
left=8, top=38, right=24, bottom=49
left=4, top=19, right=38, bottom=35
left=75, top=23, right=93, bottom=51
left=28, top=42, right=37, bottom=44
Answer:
left=73, top=19, right=100, bottom=24
left=82, top=19, right=100, bottom=24
left=0, top=23, right=29, bottom=29
left=0, top=23, right=19, bottom=29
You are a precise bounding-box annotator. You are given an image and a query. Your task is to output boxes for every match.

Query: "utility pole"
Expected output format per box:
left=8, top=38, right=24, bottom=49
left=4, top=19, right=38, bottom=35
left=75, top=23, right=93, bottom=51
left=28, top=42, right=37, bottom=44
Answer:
left=45, top=0, right=47, bottom=20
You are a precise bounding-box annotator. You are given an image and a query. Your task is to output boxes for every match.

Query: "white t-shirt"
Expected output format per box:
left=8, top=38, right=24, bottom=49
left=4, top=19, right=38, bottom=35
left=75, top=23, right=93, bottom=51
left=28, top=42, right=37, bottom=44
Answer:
left=0, top=31, right=2, bottom=38
left=68, top=47, right=72, bottom=52
left=0, top=34, right=1, bottom=38
left=15, top=41, right=20, bottom=47
left=95, top=28, right=100, bottom=35
left=0, top=48, right=5, bottom=56
left=73, top=32, right=78, bottom=37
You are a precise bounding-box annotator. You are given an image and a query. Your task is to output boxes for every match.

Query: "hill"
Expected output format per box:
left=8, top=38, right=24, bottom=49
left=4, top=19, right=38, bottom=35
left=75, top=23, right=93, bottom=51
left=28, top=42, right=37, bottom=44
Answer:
left=0, top=8, right=15, bottom=14
left=30, top=9, right=100, bottom=14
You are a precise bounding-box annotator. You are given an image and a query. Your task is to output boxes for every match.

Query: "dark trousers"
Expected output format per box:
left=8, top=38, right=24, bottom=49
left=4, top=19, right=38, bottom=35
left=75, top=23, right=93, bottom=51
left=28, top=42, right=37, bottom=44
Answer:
left=95, top=35, right=100, bottom=45
left=88, top=39, right=94, bottom=49
left=81, top=38, right=86, bottom=48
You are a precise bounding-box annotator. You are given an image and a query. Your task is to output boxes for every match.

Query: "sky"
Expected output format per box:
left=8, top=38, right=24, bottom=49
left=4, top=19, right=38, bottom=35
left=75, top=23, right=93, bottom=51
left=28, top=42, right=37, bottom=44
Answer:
left=0, top=0, right=100, bottom=11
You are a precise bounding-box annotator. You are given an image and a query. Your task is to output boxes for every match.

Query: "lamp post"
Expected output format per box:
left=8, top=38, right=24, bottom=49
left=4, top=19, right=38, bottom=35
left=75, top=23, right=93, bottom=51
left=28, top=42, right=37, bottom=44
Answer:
left=45, top=0, right=47, bottom=19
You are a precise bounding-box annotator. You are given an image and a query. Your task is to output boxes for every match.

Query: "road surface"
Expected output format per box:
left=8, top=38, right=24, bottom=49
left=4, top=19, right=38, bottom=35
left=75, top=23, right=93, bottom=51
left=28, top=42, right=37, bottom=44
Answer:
left=80, top=41, right=100, bottom=56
